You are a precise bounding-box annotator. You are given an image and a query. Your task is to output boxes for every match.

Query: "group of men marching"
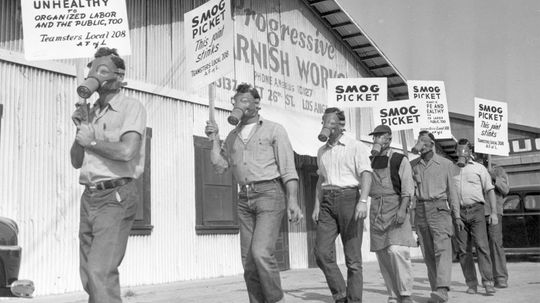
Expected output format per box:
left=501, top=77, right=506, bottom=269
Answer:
left=70, top=49, right=508, bottom=303
left=204, top=83, right=510, bottom=303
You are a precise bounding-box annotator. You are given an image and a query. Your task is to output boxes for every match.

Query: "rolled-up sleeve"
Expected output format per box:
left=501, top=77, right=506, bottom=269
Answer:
left=273, top=124, right=298, bottom=184
left=398, top=157, right=415, bottom=197
left=354, top=141, right=372, bottom=176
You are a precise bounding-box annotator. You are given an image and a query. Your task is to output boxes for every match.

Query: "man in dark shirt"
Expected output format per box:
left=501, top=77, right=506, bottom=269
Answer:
left=205, top=83, right=302, bottom=303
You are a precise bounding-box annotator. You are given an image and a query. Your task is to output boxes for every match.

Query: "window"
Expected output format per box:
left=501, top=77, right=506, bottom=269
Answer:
left=503, top=195, right=521, bottom=212
left=193, top=136, right=239, bottom=235
left=131, top=127, right=153, bottom=235
left=524, top=194, right=540, bottom=211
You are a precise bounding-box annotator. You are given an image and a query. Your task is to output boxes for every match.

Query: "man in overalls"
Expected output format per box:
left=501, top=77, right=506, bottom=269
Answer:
left=368, top=125, right=416, bottom=303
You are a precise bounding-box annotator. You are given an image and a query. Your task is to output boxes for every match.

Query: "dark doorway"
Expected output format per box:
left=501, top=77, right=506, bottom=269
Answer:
left=303, top=167, right=319, bottom=268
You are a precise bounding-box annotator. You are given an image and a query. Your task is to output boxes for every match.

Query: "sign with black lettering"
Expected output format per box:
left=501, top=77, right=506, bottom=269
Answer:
left=327, top=78, right=387, bottom=108
left=21, top=0, right=131, bottom=60
left=185, top=0, right=233, bottom=87
left=372, top=100, right=428, bottom=131
left=407, top=80, right=452, bottom=138
left=474, top=97, right=509, bottom=156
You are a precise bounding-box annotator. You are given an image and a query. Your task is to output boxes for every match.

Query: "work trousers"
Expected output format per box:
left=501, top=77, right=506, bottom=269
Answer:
left=455, top=203, right=494, bottom=288
left=376, top=245, right=413, bottom=301
left=238, top=180, right=286, bottom=303
left=415, top=200, right=454, bottom=291
left=487, top=214, right=508, bottom=283
left=79, top=180, right=138, bottom=303
left=315, top=188, right=364, bottom=303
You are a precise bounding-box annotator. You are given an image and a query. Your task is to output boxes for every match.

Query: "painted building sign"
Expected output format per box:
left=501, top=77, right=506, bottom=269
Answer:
left=20, top=0, right=131, bottom=60
left=208, top=0, right=363, bottom=119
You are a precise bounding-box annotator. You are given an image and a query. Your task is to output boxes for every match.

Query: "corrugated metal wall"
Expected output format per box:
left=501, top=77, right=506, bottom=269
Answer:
left=0, top=0, right=401, bottom=296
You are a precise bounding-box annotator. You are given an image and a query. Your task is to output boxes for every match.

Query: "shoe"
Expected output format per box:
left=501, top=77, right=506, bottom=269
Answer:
left=428, top=288, right=448, bottom=303
left=495, top=279, right=508, bottom=288
left=466, top=286, right=477, bottom=294
left=335, top=298, right=347, bottom=303
left=485, top=285, right=496, bottom=296
left=387, top=297, right=399, bottom=303
left=400, top=296, right=414, bottom=303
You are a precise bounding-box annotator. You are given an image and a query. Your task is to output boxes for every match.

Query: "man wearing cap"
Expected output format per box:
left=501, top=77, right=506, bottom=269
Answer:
left=452, top=138, right=498, bottom=296
left=312, top=107, right=372, bottom=303
left=368, top=125, right=416, bottom=303
left=410, top=131, right=462, bottom=303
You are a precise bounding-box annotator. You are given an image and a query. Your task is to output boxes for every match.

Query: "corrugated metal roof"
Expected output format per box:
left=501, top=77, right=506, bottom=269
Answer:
left=301, top=0, right=408, bottom=100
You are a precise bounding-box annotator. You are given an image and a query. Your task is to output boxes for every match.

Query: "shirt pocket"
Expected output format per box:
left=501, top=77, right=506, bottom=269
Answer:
left=255, top=137, right=274, bottom=163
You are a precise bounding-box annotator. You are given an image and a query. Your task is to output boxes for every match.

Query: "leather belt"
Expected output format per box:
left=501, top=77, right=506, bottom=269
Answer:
left=240, top=178, right=280, bottom=192
left=86, top=177, right=133, bottom=191
left=322, top=186, right=358, bottom=194
left=461, top=202, right=482, bottom=209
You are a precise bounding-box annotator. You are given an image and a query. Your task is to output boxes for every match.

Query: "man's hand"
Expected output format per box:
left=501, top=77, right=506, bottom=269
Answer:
left=311, top=206, right=320, bottom=224
left=205, top=120, right=219, bottom=139
left=396, top=209, right=407, bottom=225
left=488, top=213, right=499, bottom=225
left=454, top=217, right=465, bottom=232
left=354, top=202, right=367, bottom=221
left=75, top=124, right=95, bottom=147
left=288, top=202, right=303, bottom=224
left=72, top=104, right=88, bottom=126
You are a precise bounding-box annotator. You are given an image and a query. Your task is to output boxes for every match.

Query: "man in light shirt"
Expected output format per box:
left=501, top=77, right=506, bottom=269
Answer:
left=311, top=107, right=372, bottom=303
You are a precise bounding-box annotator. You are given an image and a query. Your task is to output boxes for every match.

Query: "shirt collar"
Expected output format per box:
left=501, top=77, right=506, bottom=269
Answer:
left=420, top=152, right=441, bottom=165
left=232, top=115, right=264, bottom=134
left=93, top=93, right=122, bottom=113
left=324, top=132, right=352, bottom=148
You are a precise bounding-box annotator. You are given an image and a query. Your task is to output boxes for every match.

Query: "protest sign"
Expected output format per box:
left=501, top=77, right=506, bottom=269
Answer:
left=474, top=98, right=509, bottom=156
left=327, top=78, right=387, bottom=108
left=21, top=0, right=131, bottom=60
left=372, top=100, right=428, bottom=131
left=408, top=80, right=452, bottom=138
left=184, top=0, right=234, bottom=88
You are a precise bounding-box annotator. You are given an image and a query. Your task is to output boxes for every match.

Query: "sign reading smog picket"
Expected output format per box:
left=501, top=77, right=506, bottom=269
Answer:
left=474, top=98, right=509, bottom=156
left=327, top=78, right=387, bottom=108
left=185, top=0, right=233, bottom=88
left=21, top=0, right=131, bottom=61
left=408, top=80, right=452, bottom=138
left=372, top=100, right=428, bottom=131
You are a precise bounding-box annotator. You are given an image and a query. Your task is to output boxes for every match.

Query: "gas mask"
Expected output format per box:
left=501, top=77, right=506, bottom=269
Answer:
left=318, top=112, right=343, bottom=142
left=228, top=93, right=259, bottom=126
left=370, top=134, right=391, bottom=169
left=77, top=55, right=125, bottom=99
left=456, top=144, right=471, bottom=167
left=227, top=107, right=244, bottom=125
left=411, top=135, right=433, bottom=155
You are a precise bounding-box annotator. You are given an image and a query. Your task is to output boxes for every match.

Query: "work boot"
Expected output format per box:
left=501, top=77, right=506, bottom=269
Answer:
left=465, top=286, right=477, bottom=294
left=485, top=284, right=496, bottom=296
left=387, top=297, right=399, bottom=303
left=495, top=278, right=508, bottom=288
left=335, top=298, right=347, bottom=303
left=428, top=287, right=448, bottom=303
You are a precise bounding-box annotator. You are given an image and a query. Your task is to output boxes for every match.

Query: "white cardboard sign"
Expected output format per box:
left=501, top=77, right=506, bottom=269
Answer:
left=21, top=0, right=131, bottom=60
left=327, top=78, right=387, bottom=108
left=474, top=98, right=509, bottom=156
left=184, top=0, right=234, bottom=88
left=372, top=100, right=428, bottom=131
left=408, top=80, right=452, bottom=139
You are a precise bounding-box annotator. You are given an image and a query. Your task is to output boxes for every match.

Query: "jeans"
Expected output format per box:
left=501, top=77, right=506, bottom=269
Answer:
left=415, top=200, right=453, bottom=291
left=455, top=203, right=494, bottom=287
left=315, top=188, right=364, bottom=303
left=238, top=180, right=286, bottom=303
left=487, top=214, right=508, bottom=282
left=465, top=214, right=508, bottom=284
left=79, top=180, right=138, bottom=303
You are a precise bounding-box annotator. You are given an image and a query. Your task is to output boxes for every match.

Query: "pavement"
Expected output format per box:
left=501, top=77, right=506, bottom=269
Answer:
left=1, top=257, right=539, bottom=303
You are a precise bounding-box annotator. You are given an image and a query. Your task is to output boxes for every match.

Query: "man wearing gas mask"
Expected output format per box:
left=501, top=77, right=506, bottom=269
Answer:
left=70, top=47, right=147, bottom=303
left=410, top=131, right=461, bottom=303
left=205, top=83, right=302, bottom=303
left=367, top=125, right=416, bottom=303
left=451, top=138, right=498, bottom=296
left=311, top=107, right=372, bottom=303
